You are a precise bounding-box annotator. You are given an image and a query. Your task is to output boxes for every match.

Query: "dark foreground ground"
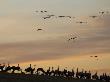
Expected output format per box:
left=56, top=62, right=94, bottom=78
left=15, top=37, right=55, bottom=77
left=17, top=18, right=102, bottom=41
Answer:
left=0, top=73, right=104, bottom=82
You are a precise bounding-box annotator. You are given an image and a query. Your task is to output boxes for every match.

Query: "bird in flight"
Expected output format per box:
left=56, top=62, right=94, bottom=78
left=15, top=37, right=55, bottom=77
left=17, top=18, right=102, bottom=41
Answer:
left=66, top=16, right=72, bottom=18
left=94, top=56, right=98, bottom=58
left=68, top=37, right=77, bottom=41
left=35, top=11, right=39, bottom=13
left=37, top=29, right=43, bottom=31
left=58, top=16, right=66, bottom=18
left=90, top=56, right=99, bottom=61
left=43, top=16, right=51, bottom=19
left=35, top=10, right=48, bottom=13
left=106, top=11, right=109, bottom=14
left=89, top=16, right=98, bottom=18
left=41, top=11, right=44, bottom=13
left=44, top=11, right=47, bottom=12
left=90, top=56, right=93, bottom=57
left=99, top=11, right=105, bottom=15
left=90, top=56, right=98, bottom=58
left=76, top=21, right=87, bottom=24
left=47, top=15, right=55, bottom=17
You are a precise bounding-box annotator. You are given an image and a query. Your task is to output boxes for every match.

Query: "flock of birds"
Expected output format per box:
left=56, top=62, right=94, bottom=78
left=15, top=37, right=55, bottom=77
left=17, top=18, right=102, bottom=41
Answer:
left=90, top=55, right=99, bottom=61
left=34, top=10, right=109, bottom=32
left=33, top=10, right=110, bottom=61
left=35, top=10, right=109, bottom=21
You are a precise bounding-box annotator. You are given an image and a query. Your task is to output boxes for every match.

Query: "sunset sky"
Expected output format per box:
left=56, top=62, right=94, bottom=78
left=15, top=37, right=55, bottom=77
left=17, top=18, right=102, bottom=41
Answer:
left=0, top=0, right=110, bottom=73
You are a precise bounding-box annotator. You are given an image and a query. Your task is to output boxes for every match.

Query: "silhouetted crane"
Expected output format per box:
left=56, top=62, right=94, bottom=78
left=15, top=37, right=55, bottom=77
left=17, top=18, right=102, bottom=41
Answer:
left=11, top=64, right=21, bottom=73
left=25, top=64, right=35, bottom=74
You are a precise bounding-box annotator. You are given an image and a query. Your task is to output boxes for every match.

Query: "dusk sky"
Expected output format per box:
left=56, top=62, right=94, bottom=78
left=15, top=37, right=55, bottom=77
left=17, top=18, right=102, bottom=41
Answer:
left=0, top=0, right=110, bottom=73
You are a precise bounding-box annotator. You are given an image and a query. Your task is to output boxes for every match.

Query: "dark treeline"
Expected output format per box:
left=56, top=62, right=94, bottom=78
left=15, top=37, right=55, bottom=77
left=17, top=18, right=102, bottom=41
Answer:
left=0, top=64, right=110, bottom=82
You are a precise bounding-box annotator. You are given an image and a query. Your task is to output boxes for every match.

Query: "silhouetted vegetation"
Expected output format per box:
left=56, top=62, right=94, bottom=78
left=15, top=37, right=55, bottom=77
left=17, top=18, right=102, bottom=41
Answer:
left=0, top=64, right=110, bottom=82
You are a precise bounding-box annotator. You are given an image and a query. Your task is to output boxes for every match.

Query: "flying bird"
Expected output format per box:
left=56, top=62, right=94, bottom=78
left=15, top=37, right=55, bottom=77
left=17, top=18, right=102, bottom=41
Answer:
left=90, top=56, right=98, bottom=58
left=94, top=56, right=98, bottom=58
left=68, top=37, right=77, bottom=41
left=89, top=16, right=98, bottom=18
left=44, top=11, right=47, bottom=12
left=66, top=16, right=72, bottom=18
left=99, top=11, right=105, bottom=15
left=58, top=16, right=65, bottom=18
left=68, top=39, right=71, bottom=41
left=40, top=10, right=48, bottom=13
left=90, top=56, right=93, bottom=57
left=47, top=15, right=55, bottom=17
left=37, top=29, right=43, bottom=31
left=41, top=11, right=44, bottom=13
left=35, top=10, right=47, bottom=13
left=90, top=56, right=99, bottom=61
left=72, top=37, right=77, bottom=39
left=106, top=11, right=109, bottom=14
left=43, top=16, right=51, bottom=19
left=35, top=11, right=39, bottom=13
left=76, top=21, right=87, bottom=24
